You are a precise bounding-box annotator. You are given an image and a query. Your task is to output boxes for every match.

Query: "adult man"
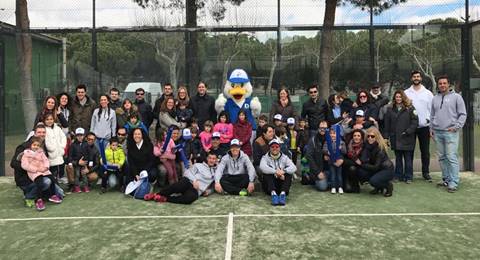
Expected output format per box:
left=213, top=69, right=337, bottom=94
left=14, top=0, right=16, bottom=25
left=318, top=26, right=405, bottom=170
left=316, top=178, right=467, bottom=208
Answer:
left=214, top=139, right=256, bottom=195
left=134, top=88, right=153, bottom=129
left=199, top=132, right=227, bottom=163
left=305, top=121, right=328, bottom=191
left=109, top=87, right=122, bottom=111
left=153, top=83, right=174, bottom=132
left=259, top=139, right=297, bottom=206
left=404, top=71, right=434, bottom=181
left=301, top=85, right=328, bottom=137
left=430, top=76, right=466, bottom=193
left=70, top=84, right=96, bottom=132
left=370, top=84, right=389, bottom=133
left=190, top=81, right=217, bottom=129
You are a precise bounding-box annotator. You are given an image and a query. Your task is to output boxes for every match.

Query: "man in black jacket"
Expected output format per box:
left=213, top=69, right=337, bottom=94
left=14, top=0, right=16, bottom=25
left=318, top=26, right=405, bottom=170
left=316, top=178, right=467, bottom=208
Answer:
left=304, top=121, right=329, bottom=190
left=134, top=88, right=153, bottom=129
left=191, top=82, right=216, bottom=130
left=301, top=85, right=328, bottom=137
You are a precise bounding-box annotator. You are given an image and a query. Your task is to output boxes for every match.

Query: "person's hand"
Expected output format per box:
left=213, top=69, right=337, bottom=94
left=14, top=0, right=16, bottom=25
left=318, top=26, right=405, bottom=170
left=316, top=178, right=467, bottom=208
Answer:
left=324, top=155, right=330, bottom=161
left=334, top=159, right=344, bottom=167
left=355, top=159, right=362, bottom=165
left=247, top=182, right=255, bottom=193
left=193, top=180, right=200, bottom=190
left=345, top=118, right=352, bottom=124
left=215, top=182, right=223, bottom=193
left=317, top=172, right=325, bottom=180
left=447, top=127, right=457, bottom=132
left=430, top=130, right=434, bottom=138
left=342, top=112, right=349, bottom=119
left=202, top=190, right=211, bottom=197
left=279, top=174, right=285, bottom=181
left=353, top=124, right=363, bottom=130
left=78, top=157, right=87, bottom=166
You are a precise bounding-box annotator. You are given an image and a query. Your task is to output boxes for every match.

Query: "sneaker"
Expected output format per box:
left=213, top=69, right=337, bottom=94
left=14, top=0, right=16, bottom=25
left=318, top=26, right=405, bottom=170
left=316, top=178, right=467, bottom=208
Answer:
left=384, top=182, right=394, bottom=197
left=338, top=187, right=344, bottom=194
left=154, top=194, right=167, bottom=203
left=239, top=189, right=248, bottom=196
left=405, top=180, right=412, bottom=184
left=271, top=194, right=279, bottom=206
left=83, top=186, right=90, bottom=193
left=73, top=186, right=82, bottom=193
left=58, top=177, right=68, bottom=184
left=437, top=181, right=448, bottom=188
left=447, top=187, right=457, bottom=193
left=278, top=193, right=286, bottom=206
left=144, top=193, right=156, bottom=201
left=48, top=195, right=62, bottom=204
left=25, top=199, right=35, bottom=208
left=331, top=188, right=336, bottom=194
left=35, top=199, right=45, bottom=211
left=422, top=173, right=432, bottom=182
left=100, top=187, right=107, bottom=194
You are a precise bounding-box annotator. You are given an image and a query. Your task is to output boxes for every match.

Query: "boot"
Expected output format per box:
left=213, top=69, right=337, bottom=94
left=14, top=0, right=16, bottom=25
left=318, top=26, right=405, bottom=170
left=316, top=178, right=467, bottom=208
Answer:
left=384, top=182, right=393, bottom=197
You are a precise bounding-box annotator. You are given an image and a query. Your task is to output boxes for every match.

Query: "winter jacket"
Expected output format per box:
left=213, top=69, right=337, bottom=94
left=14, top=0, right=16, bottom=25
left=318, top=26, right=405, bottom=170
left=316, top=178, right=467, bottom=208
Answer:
left=326, top=105, right=344, bottom=126
left=109, top=99, right=122, bottom=111
left=127, top=138, right=154, bottom=177
left=405, top=84, right=434, bottom=128
left=153, top=139, right=176, bottom=160
left=184, top=138, right=203, bottom=162
left=233, top=119, right=253, bottom=156
left=213, top=122, right=234, bottom=144
left=322, top=138, right=346, bottom=163
left=384, top=104, right=418, bottom=151
left=297, top=128, right=309, bottom=154
left=159, top=111, right=185, bottom=130
left=84, top=143, right=101, bottom=172
left=21, top=149, right=51, bottom=182
left=104, top=146, right=126, bottom=167
left=70, top=95, right=96, bottom=132
left=370, top=92, right=389, bottom=111
left=45, top=124, right=67, bottom=166
left=68, top=140, right=88, bottom=166
left=305, top=133, right=327, bottom=178
left=301, top=98, right=328, bottom=130
left=431, top=89, right=467, bottom=131
left=199, top=131, right=212, bottom=151
left=200, top=146, right=227, bottom=163
left=134, top=99, right=153, bottom=129
left=214, top=151, right=256, bottom=183
left=269, top=101, right=297, bottom=123
left=351, top=102, right=379, bottom=122
left=191, top=93, right=217, bottom=127
left=153, top=94, right=174, bottom=125
left=259, top=152, right=297, bottom=175
left=10, top=140, right=39, bottom=187
left=90, top=108, right=117, bottom=139
left=184, top=162, right=217, bottom=195
left=359, top=142, right=394, bottom=173
left=252, top=136, right=270, bottom=166
left=124, top=121, right=149, bottom=135
left=176, top=108, right=193, bottom=124
left=115, top=106, right=139, bottom=129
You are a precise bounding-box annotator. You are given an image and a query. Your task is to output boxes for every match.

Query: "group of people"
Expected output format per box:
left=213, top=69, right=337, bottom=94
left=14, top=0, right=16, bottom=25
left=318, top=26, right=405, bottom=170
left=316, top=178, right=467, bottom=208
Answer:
left=10, top=71, right=467, bottom=211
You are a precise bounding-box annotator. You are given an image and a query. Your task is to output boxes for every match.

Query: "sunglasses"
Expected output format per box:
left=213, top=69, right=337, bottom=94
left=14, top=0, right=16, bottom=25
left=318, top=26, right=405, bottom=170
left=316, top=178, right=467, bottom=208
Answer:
left=117, top=133, right=126, bottom=136
left=87, top=138, right=95, bottom=141
left=309, top=91, right=317, bottom=94
left=136, top=93, right=145, bottom=96
left=367, top=135, right=376, bottom=139
left=359, top=95, right=367, bottom=98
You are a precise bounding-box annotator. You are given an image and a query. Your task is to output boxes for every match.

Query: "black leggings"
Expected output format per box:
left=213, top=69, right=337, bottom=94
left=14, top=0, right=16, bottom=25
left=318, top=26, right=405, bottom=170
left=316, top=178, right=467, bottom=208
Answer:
left=263, top=174, right=292, bottom=195
left=220, top=174, right=250, bottom=195
left=159, top=177, right=199, bottom=204
left=50, top=164, right=65, bottom=179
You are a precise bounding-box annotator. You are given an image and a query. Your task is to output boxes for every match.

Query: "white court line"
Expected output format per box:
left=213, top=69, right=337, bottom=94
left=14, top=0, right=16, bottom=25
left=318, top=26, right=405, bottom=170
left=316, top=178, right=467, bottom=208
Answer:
left=0, top=215, right=228, bottom=222
left=224, top=212, right=234, bottom=260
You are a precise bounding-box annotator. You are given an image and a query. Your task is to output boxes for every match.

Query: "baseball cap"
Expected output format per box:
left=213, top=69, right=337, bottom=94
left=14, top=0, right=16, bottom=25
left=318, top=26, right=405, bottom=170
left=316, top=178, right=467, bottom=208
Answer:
left=273, top=114, right=282, bottom=121
left=182, top=128, right=192, bottom=140
left=287, top=117, right=295, bottom=125
left=355, top=110, right=365, bottom=117
left=212, top=132, right=221, bottom=139
left=75, top=128, right=85, bottom=135
left=269, top=139, right=280, bottom=146
left=230, top=139, right=241, bottom=147
left=229, top=69, right=249, bottom=84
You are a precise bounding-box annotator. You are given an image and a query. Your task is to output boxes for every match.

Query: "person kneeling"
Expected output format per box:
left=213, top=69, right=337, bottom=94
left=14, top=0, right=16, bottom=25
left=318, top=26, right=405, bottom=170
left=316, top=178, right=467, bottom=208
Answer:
left=214, top=139, right=256, bottom=196
left=145, top=152, right=218, bottom=204
left=259, top=139, right=297, bottom=206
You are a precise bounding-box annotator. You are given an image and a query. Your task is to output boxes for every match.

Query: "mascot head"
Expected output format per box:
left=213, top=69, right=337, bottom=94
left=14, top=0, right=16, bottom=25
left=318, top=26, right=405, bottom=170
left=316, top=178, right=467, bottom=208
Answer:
left=225, top=69, right=253, bottom=103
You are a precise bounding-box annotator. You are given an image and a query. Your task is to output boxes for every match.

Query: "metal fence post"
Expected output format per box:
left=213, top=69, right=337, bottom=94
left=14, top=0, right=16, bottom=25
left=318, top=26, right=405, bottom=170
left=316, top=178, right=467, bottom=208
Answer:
left=0, top=31, right=5, bottom=176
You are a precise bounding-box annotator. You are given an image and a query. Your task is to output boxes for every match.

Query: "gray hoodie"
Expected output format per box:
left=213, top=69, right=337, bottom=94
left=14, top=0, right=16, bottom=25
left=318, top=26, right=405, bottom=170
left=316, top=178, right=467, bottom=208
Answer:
left=259, top=152, right=297, bottom=175
left=430, top=89, right=467, bottom=131
left=90, top=108, right=117, bottom=139
left=183, top=162, right=217, bottom=195
left=214, top=151, right=256, bottom=183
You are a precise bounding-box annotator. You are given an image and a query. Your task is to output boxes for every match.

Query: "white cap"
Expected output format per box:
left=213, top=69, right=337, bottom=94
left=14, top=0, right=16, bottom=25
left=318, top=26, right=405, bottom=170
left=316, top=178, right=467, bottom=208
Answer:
left=75, top=128, right=85, bottom=135
left=355, top=110, right=365, bottom=117
left=230, top=139, right=241, bottom=146
left=229, top=69, right=249, bottom=83
left=287, top=117, right=295, bottom=125
left=273, top=114, right=282, bottom=121
left=182, top=128, right=192, bottom=139
left=212, top=132, right=221, bottom=139
left=268, top=139, right=280, bottom=146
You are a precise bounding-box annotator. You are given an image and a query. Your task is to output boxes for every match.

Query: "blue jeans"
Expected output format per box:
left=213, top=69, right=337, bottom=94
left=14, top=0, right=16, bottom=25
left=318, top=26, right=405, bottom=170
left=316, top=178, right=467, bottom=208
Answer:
left=394, top=150, right=414, bottom=181
left=329, top=164, right=343, bottom=189
left=433, top=130, right=460, bottom=189
left=314, top=171, right=330, bottom=191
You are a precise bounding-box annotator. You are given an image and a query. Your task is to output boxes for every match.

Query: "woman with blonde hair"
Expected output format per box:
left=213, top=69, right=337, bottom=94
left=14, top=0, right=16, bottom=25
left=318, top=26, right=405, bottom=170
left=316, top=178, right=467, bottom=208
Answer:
left=384, top=90, right=418, bottom=183
left=356, top=127, right=394, bottom=197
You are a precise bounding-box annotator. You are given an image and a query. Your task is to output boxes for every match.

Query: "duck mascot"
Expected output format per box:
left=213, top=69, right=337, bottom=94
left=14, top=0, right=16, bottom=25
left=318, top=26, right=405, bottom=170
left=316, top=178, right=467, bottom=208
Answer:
left=215, top=69, right=262, bottom=132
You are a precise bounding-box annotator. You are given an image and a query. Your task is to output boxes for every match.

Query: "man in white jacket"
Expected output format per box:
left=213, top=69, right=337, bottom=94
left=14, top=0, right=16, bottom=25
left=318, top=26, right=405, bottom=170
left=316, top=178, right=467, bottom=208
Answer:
left=404, top=70, right=434, bottom=181
left=259, top=139, right=297, bottom=206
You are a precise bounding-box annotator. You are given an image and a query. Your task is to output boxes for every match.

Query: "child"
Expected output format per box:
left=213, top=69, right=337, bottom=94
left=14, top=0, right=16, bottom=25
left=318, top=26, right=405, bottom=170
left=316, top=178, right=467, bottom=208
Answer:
left=286, top=117, right=298, bottom=164
left=256, top=114, right=268, bottom=138
left=199, top=120, right=213, bottom=152
left=213, top=111, right=234, bottom=152
left=177, top=100, right=193, bottom=125
left=43, top=113, right=67, bottom=181
left=101, top=137, right=126, bottom=193
left=124, top=113, right=148, bottom=134
left=154, top=128, right=177, bottom=185
left=190, top=117, right=200, bottom=132
left=275, top=126, right=291, bottom=158
left=297, top=118, right=309, bottom=158
left=233, top=109, right=253, bottom=156
left=273, top=114, right=283, bottom=127
left=79, top=132, right=100, bottom=192
left=187, top=127, right=203, bottom=164
left=21, top=137, right=62, bottom=211
left=323, top=125, right=346, bottom=194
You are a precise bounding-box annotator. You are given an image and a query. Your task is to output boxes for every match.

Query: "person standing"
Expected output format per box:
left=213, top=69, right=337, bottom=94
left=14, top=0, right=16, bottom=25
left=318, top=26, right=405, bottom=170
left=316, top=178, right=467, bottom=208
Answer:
left=90, top=94, right=117, bottom=157
left=431, top=76, right=466, bottom=193
left=134, top=88, right=153, bottom=129
left=109, top=88, right=122, bottom=111
left=404, top=71, right=434, bottom=181
left=70, top=84, right=96, bottom=133
left=269, top=87, right=297, bottom=124
left=153, top=83, right=175, bottom=133
left=191, top=81, right=217, bottom=130
left=301, top=85, right=328, bottom=137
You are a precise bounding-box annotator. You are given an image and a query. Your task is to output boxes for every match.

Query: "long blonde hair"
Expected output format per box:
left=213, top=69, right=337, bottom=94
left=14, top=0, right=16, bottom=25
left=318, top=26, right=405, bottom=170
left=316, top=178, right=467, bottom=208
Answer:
left=365, top=127, right=388, bottom=152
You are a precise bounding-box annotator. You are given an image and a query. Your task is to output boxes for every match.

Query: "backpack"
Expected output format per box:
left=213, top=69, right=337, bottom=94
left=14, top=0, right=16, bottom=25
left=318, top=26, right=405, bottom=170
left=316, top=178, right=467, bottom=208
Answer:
left=134, top=178, right=151, bottom=200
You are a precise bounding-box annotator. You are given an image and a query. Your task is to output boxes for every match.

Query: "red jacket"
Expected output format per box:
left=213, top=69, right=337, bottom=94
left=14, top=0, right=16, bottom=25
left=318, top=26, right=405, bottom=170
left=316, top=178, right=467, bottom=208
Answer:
left=233, top=119, right=252, bottom=156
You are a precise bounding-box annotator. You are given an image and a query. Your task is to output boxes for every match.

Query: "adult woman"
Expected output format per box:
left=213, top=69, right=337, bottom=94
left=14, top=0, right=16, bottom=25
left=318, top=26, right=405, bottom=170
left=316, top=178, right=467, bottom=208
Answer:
left=34, top=96, right=68, bottom=129
left=127, top=128, right=157, bottom=184
left=384, top=90, right=418, bottom=183
left=351, top=90, right=379, bottom=125
left=116, top=98, right=139, bottom=128
left=90, top=95, right=117, bottom=146
left=342, top=129, right=365, bottom=193
left=159, top=96, right=185, bottom=130
left=269, top=87, right=296, bottom=124
left=176, top=85, right=191, bottom=108
left=56, top=92, right=72, bottom=135
left=356, top=127, right=394, bottom=197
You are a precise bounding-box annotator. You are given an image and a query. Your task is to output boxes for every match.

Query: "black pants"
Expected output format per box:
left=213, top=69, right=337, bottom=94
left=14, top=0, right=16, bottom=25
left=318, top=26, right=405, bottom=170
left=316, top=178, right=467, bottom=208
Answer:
left=343, top=159, right=361, bottom=193
left=263, top=174, right=292, bottom=195
left=50, top=164, right=65, bottom=179
left=34, top=175, right=56, bottom=199
left=415, top=126, right=430, bottom=175
left=220, top=174, right=250, bottom=195
left=290, top=149, right=298, bottom=165
left=358, top=168, right=394, bottom=189
left=159, top=177, right=199, bottom=204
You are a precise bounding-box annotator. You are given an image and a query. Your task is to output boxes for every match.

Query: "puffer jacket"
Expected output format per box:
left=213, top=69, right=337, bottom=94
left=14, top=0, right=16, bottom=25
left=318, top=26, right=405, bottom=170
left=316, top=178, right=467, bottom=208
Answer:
left=45, top=124, right=67, bottom=166
left=159, top=111, right=185, bottom=130
left=184, top=162, right=217, bottom=195
left=384, top=104, right=418, bottom=151
left=359, top=142, right=394, bottom=172
left=259, top=152, right=297, bottom=175
left=21, top=149, right=51, bottom=181
left=214, top=151, right=256, bottom=183
left=104, top=146, right=126, bottom=167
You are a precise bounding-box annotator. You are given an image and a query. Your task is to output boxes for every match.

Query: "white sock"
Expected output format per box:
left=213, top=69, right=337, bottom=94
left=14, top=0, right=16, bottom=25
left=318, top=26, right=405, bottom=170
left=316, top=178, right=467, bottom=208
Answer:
left=280, top=191, right=285, bottom=195
left=271, top=191, right=277, bottom=196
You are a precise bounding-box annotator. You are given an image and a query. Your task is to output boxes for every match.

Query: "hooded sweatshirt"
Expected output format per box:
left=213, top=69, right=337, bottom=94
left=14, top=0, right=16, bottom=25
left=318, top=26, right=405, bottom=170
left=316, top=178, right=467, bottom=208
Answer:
left=430, top=89, right=467, bottom=131
left=259, top=152, right=297, bottom=175
left=214, top=150, right=256, bottom=182
left=183, top=162, right=217, bottom=195
left=90, top=108, right=117, bottom=139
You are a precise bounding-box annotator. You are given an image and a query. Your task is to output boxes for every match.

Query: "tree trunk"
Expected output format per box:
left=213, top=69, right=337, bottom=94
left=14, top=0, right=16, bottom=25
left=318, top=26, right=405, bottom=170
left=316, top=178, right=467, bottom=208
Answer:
left=16, top=0, right=37, bottom=133
left=223, top=50, right=240, bottom=86
left=473, top=55, right=480, bottom=74
left=185, top=2, right=198, bottom=93
left=318, top=0, right=337, bottom=99
left=170, top=62, right=177, bottom=91
left=267, top=53, right=277, bottom=95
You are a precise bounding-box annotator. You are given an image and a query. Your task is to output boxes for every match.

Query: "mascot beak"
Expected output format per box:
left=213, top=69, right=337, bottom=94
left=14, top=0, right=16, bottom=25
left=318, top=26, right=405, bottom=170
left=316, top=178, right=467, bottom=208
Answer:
left=229, top=84, right=247, bottom=100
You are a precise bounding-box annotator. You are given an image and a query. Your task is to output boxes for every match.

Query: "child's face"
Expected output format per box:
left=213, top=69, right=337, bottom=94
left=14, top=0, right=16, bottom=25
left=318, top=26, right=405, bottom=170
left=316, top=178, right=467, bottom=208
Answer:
left=110, top=142, right=118, bottom=150
left=239, top=113, right=246, bottom=121
left=220, top=115, right=227, bottom=123
left=258, top=119, right=266, bottom=126
left=191, top=132, right=197, bottom=139
left=288, top=124, right=294, bottom=129
left=274, top=120, right=282, bottom=126
left=31, top=141, right=41, bottom=151
left=44, top=116, right=54, bottom=127
left=205, top=126, right=212, bottom=132
left=299, top=121, right=306, bottom=128
left=330, top=130, right=337, bottom=140
left=129, top=117, right=138, bottom=124
left=192, top=123, right=198, bottom=128
left=76, top=134, right=85, bottom=142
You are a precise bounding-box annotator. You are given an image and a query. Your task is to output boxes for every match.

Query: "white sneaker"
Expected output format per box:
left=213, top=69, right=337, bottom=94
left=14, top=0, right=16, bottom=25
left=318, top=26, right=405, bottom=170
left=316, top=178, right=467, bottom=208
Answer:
left=331, top=188, right=336, bottom=194
left=338, top=187, right=344, bottom=194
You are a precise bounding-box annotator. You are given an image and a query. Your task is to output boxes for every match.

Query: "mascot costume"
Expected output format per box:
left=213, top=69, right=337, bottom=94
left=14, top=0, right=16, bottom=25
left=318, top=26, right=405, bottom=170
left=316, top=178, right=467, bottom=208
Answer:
left=215, top=69, right=261, bottom=133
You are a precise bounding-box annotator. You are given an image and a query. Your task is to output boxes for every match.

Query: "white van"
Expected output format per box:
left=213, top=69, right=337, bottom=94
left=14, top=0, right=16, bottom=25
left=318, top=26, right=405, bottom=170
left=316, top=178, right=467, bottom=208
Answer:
left=122, top=82, right=162, bottom=107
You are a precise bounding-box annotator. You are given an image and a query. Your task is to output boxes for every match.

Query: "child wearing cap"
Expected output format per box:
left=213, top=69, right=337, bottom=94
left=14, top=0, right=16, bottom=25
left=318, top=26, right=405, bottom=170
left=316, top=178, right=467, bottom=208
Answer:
left=154, top=128, right=177, bottom=185
left=213, top=111, right=234, bottom=152
left=286, top=117, right=298, bottom=165
left=67, top=128, right=90, bottom=193
left=199, top=120, right=213, bottom=152
left=273, top=114, right=283, bottom=127
left=323, top=125, right=346, bottom=194
left=233, top=109, right=253, bottom=156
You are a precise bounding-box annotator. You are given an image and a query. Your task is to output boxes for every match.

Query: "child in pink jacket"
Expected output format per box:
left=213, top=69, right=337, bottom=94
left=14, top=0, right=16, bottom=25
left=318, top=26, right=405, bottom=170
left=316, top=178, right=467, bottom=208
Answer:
left=21, top=137, right=62, bottom=211
left=213, top=111, right=234, bottom=151
left=154, top=129, right=177, bottom=184
left=199, top=120, right=213, bottom=152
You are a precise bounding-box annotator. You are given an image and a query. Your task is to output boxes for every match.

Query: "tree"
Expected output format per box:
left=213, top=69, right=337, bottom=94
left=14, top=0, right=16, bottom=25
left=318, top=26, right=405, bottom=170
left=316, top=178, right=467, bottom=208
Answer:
left=16, top=0, right=37, bottom=133
left=318, top=0, right=406, bottom=98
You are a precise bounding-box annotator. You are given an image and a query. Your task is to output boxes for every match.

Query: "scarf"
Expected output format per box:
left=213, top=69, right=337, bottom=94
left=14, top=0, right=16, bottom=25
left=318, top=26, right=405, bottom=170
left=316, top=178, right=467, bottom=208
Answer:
left=370, top=90, right=381, bottom=99
left=347, top=140, right=363, bottom=160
